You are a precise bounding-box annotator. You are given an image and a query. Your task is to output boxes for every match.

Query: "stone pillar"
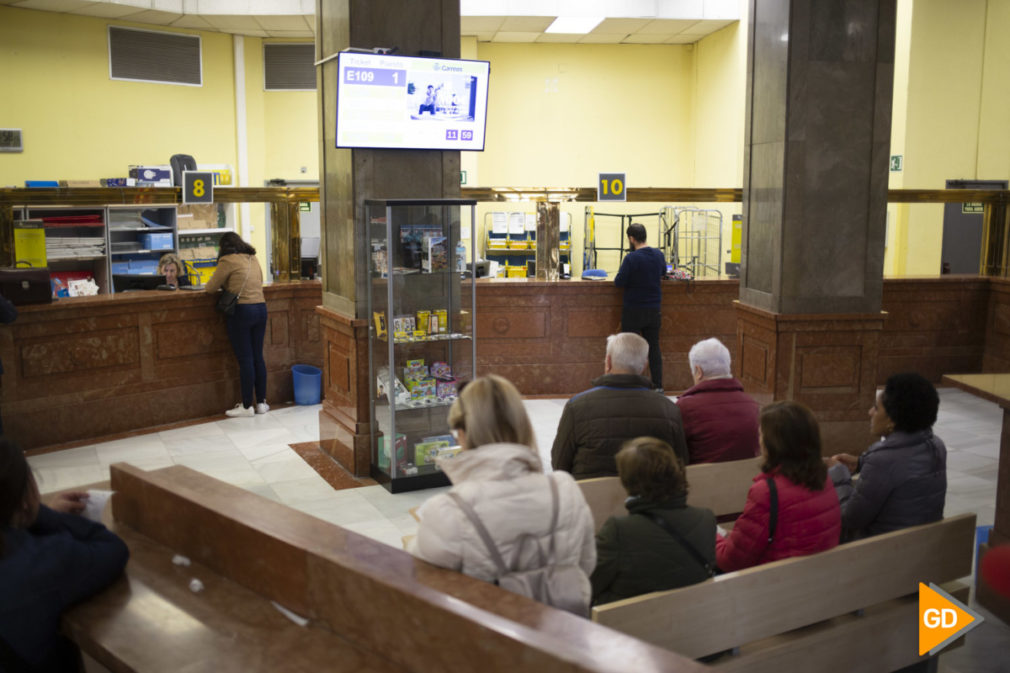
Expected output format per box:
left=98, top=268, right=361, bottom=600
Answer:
left=315, top=0, right=461, bottom=475
left=737, top=0, right=896, bottom=455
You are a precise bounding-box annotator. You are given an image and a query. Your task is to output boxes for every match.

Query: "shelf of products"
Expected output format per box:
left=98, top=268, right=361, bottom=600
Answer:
left=107, top=206, right=177, bottom=288
left=367, top=198, right=477, bottom=493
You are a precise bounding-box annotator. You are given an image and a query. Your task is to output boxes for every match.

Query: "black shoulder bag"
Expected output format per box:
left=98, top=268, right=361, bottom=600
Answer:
left=644, top=513, right=718, bottom=577
left=766, top=476, right=778, bottom=543
left=215, top=257, right=251, bottom=317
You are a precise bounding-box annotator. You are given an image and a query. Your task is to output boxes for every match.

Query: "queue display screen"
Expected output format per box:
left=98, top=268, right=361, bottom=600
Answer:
left=336, top=52, right=490, bottom=151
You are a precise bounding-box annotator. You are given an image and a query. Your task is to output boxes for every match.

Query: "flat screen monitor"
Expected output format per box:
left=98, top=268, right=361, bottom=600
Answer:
left=113, top=274, right=166, bottom=293
left=336, top=51, right=490, bottom=151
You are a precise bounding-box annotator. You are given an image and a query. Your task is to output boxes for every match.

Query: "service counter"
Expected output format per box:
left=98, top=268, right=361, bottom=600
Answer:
left=3, top=281, right=323, bottom=450
left=6, top=274, right=1003, bottom=451
left=473, top=277, right=740, bottom=394
left=472, top=275, right=997, bottom=396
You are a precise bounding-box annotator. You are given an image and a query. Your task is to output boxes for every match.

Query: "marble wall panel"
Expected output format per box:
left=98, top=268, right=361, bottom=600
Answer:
left=21, top=328, right=140, bottom=378
left=476, top=309, right=547, bottom=339
left=5, top=283, right=323, bottom=449
left=797, top=346, right=861, bottom=392
left=154, top=319, right=230, bottom=360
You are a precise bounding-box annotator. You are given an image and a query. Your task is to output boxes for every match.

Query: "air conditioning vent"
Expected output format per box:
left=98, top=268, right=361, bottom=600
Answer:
left=109, top=26, right=202, bottom=86
left=264, top=43, right=316, bottom=90
left=0, top=129, right=23, bottom=153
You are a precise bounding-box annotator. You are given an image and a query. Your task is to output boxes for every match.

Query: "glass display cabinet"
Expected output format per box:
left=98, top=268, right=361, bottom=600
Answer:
left=367, top=199, right=477, bottom=492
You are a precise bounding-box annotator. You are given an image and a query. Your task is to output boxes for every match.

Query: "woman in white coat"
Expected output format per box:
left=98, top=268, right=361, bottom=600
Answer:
left=409, top=375, right=597, bottom=612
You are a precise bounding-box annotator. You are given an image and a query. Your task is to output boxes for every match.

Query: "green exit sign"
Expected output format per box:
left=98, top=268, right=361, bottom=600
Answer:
left=889, top=155, right=903, bottom=172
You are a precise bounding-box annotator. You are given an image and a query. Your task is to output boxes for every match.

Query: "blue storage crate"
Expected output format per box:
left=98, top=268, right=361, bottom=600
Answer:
left=111, top=262, right=131, bottom=274
left=130, top=260, right=159, bottom=274
left=139, top=232, right=173, bottom=250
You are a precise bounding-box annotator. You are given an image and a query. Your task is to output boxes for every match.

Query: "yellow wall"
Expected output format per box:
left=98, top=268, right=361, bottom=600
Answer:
left=475, top=42, right=695, bottom=188
left=0, top=7, right=239, bottom=185
left=889, top=0, right=995, bottom=275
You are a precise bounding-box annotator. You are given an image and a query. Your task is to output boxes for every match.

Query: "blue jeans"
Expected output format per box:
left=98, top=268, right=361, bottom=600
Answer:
left=226, top=303, right=267, bottom=408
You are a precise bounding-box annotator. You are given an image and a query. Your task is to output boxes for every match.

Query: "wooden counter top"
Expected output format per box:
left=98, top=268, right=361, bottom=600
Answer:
left=16, top=280, right=320, bottom=314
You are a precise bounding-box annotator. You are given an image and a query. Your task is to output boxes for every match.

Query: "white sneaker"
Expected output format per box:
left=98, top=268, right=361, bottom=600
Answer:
left=225, top=404, right=255, bottom=418
left=255, top=402, right=270, bottom=415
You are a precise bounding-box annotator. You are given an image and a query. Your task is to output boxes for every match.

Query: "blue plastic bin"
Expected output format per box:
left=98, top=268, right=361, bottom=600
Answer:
left=292, top=364, right=322, bottom=405
left=976, top=524, right=993, bottom=578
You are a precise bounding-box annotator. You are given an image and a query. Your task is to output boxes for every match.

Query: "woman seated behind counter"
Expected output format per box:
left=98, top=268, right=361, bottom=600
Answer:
left=157, top=253, right=191, bottom=288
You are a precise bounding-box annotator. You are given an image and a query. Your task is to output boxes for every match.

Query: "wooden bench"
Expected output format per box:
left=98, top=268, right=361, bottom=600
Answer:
left=64, top=463, right=709, bottom=673
left=591, top=513, right=977, bottom=672
left=578, top=456, right=761, bottom=532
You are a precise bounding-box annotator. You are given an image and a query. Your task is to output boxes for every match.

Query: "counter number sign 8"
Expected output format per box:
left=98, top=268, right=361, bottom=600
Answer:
left=183, top=170, right=214, bottom=204
left=598, top=172, right=627, bottom=202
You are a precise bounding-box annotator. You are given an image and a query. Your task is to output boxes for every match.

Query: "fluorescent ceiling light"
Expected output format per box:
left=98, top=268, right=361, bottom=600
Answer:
left=544, top=17, right=604, bottom=34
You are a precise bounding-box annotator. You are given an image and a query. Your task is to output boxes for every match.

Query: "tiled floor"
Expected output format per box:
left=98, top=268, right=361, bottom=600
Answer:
left=29, top=387, right=1009, bottom=668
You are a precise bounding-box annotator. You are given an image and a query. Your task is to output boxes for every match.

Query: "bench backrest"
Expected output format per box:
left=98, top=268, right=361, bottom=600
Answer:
left=578, top=456, right=761, bottom=532
left=591, top=512, right=976, bottom=659
left=109, top=463, right=706, bottom=673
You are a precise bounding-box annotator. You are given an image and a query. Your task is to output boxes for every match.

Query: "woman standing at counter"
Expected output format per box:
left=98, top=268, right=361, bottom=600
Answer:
left=205, top=232, right=269, bottom=417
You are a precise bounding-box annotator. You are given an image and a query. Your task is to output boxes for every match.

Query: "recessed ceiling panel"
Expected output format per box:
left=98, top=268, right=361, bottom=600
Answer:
left=536, top=32, right=582, bottom=43
left=254, top=14, right=308, bottom=31
left=500, top=15, right=553, bottom=32
left=622, top=33, right=671, bottom=44
left=491, top=31, right=539, bottom=43
left=70, top=3, right=148, bottom=18
left=13, top=0, right=94, bottom=11
left=460, top=16, right=505, bottom=32
left=122, top=8, right=182, bottom=24
left=578, top=33, right=629, bottom=44
left=637, top=18, right=699, bottom=34
left=593, top=17, right=649, bottom=33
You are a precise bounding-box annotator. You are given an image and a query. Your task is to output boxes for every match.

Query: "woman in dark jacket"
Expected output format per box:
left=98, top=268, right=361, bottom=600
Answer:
left=591, top=437, right=715, bottom=605
left=716, top=401, right=840, bottom=572
left=0, top=439, right=129, bottom=672
left=205, top=232, right=268, bottom=417
left=829, top=372, right=946, bottom=539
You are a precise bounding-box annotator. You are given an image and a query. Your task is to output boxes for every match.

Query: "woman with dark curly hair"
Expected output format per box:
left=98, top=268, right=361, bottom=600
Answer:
left=828, top=372, right=946, bottom=539
left=716, top=401, right=840, bottom=571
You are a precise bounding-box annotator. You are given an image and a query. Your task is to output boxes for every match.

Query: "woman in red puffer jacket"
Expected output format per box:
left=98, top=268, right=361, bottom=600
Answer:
left=716, top=401, right=841, bottom=572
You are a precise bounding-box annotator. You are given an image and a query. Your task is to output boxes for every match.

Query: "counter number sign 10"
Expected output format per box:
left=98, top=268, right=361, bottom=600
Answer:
left=183, top=171, right=214, bottom=204
left=598, top=173, right=626, bottom=202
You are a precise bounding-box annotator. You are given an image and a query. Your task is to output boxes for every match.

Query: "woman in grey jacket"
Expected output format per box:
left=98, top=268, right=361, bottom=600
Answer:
left=591, top=437, right=715, bottom=605
left=828, top=372, right=947, bottom=539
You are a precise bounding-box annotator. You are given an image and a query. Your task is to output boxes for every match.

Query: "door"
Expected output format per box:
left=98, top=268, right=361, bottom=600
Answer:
left=942, top=179, right=1007, bottom=274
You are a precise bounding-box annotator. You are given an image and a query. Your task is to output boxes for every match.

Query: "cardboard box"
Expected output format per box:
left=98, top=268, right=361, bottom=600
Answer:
left=177, top=203, right=219, bottom=230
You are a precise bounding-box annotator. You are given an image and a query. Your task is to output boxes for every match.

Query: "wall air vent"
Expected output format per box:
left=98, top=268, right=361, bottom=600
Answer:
left=108, top=26, right=202, bottom=86
left=264, top=43, right=316, bottom=90
left=0, top=129, right=23, bottom=153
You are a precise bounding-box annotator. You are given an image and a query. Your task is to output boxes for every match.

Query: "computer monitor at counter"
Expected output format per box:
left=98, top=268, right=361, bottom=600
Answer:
left=113, top=274, right=167, bottom=293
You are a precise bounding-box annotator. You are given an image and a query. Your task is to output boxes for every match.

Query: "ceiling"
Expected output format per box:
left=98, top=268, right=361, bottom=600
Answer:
left=0, top=0, right=740, bottom=42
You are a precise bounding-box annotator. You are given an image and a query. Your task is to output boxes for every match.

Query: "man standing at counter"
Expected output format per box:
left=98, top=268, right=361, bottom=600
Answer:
left=614, top=223, right=666, bottom=391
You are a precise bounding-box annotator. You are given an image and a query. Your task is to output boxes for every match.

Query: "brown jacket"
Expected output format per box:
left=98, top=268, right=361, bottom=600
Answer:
left=204, top=253, right=265, bottom=304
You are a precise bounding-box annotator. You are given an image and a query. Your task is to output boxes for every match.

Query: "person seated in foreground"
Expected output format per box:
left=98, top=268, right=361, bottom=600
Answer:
left=157, top=253, right=191, bottom=288
left=0, top=439, right=129, bottom=672
left=827, top=372, right=946, bottom=540
left=591, top=437, right=716, bottom=605
left=552, top=332, right=688, bottom=479
left=716, top=401, right=840, bottom=572
left=676, top=337, right=760, bottom=463
left=409, top=375, right=597, bottom=614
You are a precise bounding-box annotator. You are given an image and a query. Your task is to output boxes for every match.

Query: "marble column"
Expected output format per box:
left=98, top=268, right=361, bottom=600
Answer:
left=315, top=0, right=461, bottom=475
left=737, top=0, right=895, bottom=455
